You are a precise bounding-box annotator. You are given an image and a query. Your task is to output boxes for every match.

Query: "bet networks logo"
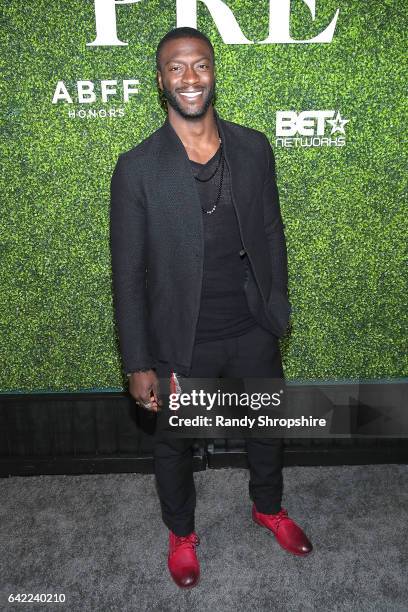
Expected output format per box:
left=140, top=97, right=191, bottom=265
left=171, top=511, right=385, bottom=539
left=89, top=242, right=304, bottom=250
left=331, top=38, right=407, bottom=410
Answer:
left=275, top=110, right=349, bottom=148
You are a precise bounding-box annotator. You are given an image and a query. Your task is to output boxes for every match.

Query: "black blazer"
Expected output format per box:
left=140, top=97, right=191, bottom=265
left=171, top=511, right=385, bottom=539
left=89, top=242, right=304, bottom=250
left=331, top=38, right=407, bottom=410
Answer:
left=110, top=111, right=291, bottom=376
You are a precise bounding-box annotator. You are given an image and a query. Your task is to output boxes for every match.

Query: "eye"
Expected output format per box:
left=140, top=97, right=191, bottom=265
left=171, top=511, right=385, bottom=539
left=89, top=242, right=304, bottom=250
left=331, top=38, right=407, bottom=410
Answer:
left=169, top=65, right=181, bottom=71
left=198, top=64, right=209, bottom=69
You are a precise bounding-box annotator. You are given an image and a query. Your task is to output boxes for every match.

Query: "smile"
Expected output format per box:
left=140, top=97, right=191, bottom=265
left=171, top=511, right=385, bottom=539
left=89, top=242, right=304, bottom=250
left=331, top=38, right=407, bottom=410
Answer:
left=179, top=91, right=202, bottom=100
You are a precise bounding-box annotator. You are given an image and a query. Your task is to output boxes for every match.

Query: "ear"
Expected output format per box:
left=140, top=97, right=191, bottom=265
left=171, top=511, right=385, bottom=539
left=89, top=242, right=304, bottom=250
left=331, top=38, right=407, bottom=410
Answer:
left=157, top=70, right=163, bottom=91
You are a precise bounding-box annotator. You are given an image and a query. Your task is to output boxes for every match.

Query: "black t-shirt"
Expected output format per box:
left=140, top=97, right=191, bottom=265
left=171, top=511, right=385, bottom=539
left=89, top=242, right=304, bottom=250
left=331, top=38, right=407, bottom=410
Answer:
left=190, top=145, right=257, bottom=343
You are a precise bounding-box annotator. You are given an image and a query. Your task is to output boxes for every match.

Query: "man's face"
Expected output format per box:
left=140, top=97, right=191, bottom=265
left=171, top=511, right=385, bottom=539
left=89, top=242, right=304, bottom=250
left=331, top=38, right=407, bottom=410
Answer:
left=157, top=37, right=215, bottom=119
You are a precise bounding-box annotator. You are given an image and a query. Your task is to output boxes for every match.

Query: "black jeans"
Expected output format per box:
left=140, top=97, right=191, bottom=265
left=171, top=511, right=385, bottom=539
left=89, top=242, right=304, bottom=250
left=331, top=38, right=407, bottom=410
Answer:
left=153, top=324, right=284, bottom=536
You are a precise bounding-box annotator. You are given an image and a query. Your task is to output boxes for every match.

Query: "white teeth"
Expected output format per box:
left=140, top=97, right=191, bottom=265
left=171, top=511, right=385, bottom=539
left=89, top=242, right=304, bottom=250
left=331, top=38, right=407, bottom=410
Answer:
left=179, top=91, right=202, bottom=99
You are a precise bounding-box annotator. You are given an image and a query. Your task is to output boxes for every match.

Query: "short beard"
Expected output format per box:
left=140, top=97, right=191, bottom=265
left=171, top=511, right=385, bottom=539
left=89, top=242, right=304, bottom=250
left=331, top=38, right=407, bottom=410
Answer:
left=162, top=83, right=215, bottom=119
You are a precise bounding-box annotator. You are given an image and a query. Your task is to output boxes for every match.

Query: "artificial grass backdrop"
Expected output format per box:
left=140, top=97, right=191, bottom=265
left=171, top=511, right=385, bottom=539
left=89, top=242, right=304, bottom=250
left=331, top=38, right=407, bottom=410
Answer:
left=2, top=1, right=406, bottom=391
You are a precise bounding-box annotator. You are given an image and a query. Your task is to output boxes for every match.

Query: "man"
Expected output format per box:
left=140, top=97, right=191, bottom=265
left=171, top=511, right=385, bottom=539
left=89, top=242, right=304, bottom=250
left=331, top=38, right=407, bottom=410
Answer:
left=110, top=27, right=313, bottom=589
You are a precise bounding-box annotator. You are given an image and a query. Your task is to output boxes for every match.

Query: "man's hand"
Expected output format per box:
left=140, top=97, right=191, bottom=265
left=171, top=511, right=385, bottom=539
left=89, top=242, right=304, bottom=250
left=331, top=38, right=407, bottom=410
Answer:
left=128, top=370, right=162, bottom=412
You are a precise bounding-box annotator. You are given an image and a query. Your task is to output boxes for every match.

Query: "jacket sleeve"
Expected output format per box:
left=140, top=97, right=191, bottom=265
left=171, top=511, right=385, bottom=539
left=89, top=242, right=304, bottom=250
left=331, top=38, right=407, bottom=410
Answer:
left=109, top=154, right=154, bottom=374
left=262, top=135, right=289, bottom=297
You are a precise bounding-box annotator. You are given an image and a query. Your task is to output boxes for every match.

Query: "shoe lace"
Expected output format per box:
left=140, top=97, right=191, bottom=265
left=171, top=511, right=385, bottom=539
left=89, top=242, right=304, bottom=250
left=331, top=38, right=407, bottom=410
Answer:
left=271, top=508, right=289, bottom=530
left=174, top=533, right=200, bottom=550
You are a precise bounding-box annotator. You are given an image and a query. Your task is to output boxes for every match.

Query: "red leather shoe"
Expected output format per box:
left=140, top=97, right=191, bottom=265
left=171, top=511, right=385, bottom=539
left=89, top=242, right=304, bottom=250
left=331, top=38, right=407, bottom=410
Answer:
left=168, top=531, right=200, bottom=588
left=252, top=505, right=313, bottom=556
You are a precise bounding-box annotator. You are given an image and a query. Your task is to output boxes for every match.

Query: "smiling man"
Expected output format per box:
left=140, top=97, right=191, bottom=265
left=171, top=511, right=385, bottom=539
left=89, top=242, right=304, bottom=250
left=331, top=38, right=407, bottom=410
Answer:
left=110, top=27, right=313, bottom=589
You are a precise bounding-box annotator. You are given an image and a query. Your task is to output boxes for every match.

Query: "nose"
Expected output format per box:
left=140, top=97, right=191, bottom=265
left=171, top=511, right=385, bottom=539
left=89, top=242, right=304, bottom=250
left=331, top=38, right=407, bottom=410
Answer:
left=182, top=65, right=199, bottom=85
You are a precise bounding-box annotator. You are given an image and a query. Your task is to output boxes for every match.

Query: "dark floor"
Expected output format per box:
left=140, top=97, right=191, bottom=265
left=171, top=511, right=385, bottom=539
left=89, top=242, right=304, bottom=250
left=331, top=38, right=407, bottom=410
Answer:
left=1, top=464, right=408, bottom=612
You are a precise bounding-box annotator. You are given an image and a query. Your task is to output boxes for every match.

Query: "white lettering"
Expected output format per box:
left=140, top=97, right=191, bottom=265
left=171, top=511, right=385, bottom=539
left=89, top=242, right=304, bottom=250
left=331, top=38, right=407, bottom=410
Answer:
left=52, top=81, right=73, bottom=104
left=315, top=110, right=336, bottom=135
left=260, top=0, right=339, bottom=44
left=101, top=80, right=117, bottom=102
left=88, top=0, right=339, bottom=46
left=176, top=0, right=252, bottom=44
left=53, top=80, right=140, bottom=104
left=78, top=80, right=96, bottom=104
left=276, top=111, right=297, bottom=136
left=87, top=0, right=143, bottom=47
left=276, top=110, right=336, bottom=136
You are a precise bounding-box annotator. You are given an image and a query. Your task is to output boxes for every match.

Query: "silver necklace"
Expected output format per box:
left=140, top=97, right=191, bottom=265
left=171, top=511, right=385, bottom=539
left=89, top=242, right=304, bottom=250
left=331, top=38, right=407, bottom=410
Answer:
left=193, top=139, right=224, bottom=215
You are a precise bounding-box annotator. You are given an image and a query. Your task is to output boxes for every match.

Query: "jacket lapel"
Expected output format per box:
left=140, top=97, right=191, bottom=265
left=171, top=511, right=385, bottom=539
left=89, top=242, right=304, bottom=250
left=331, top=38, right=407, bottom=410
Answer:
left=215, top=112, right=258, bottom=230
left=154, top=117, right=204, bottom=249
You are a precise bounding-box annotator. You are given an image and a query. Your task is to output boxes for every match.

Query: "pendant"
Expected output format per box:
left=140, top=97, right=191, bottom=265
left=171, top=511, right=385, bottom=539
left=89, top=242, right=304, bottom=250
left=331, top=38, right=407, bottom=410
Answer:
left=204, top=204, right=217, bottom=215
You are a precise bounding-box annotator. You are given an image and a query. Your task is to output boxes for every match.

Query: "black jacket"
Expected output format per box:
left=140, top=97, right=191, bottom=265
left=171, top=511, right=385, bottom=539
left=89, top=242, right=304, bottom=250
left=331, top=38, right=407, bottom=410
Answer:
left=110, top=111, right=291, bottom=376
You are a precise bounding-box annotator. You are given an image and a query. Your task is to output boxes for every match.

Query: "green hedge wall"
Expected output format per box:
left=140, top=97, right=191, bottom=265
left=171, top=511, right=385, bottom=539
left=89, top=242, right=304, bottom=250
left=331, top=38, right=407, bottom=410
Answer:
left=1, top=1, right=406, bottom=391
